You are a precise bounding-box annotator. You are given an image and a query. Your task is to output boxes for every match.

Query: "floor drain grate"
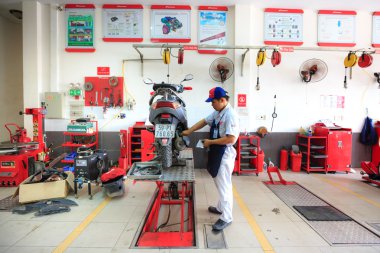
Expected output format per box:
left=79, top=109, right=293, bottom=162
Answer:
left=204, top=224, right=227, bottom=249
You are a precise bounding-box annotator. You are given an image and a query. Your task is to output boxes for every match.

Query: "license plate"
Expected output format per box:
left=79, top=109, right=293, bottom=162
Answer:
left=155, top=124, right=176, bottom=138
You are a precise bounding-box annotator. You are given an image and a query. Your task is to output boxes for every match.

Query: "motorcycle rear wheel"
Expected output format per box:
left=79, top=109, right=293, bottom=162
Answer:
left=159, top=143, right=172, bottom=168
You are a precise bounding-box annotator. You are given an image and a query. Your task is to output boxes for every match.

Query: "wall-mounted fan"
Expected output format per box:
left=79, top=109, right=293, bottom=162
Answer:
left=209, top=57, right=234, bottom=83
left=299, top=59, right=328, bottom=83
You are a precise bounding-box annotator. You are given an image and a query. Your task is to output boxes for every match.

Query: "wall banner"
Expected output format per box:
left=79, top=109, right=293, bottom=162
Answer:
left=264, top=8, right=304, bottom=46
left=150, top=5, right=191, bottom=43
left=65, top=4, right=95, bottom=52
left=317, top=10, right=356, bottom=47
left=373, top=12, right=380, bottom=48
left=198, top=6, right=228, bottom=54
left=102, top=4, right=143, bottom=42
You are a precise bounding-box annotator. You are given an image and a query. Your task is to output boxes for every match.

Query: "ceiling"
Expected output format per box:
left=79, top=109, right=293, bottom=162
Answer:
left=0, top=0, right=379, bottom=23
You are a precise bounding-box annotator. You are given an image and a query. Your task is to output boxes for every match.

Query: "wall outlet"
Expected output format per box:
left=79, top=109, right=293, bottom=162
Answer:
left=256, top=114, right=266, bottom=120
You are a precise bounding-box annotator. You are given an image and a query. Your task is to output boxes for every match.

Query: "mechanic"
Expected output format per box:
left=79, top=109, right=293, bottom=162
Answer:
left=182, top=86, right=239, bottom=231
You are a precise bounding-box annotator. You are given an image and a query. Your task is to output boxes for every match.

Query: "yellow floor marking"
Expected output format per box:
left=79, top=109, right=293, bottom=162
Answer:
left=53, top=196, right=112, bottom=253
left=233, top=184, right=275, bottom=253
left=316, top=176, right=380, bottom=209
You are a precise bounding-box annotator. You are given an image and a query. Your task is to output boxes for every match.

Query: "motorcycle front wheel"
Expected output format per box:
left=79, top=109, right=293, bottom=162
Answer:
left=159, top=142, right=172, bottom=168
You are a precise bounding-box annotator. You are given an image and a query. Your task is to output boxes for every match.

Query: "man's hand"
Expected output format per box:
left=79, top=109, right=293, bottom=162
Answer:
left=203, top=139, right=211, bottom=148
left=182, top=129, right=191, bottom=136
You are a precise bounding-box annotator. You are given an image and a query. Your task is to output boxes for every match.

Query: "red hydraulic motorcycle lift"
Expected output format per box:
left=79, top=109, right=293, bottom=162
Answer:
left=129, top=149, right=197, bottom=248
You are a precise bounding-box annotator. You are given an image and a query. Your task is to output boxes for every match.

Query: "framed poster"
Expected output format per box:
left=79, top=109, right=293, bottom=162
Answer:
left=264, top=8, right=303, bottom=46
left=65, top=4, right=95, bottom=52
left=373, top=12, right=380, bottom=48
left=150, top=5, right=191, bottom=43
left=102, top=4, right=143, bottom=42
left=198, top=6, right=228, bottom=54
left=318, top=10, right=356, bottom=47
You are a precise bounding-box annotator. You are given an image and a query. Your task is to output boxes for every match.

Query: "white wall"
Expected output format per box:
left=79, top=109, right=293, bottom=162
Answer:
left=240, top=7, right=380, bottom=132
left=0, top=15, right=23, bottom=142
left=39, top=3, right=380, bottom=134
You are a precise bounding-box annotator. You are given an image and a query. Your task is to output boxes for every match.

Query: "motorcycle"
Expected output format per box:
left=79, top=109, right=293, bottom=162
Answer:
left=144, top=74, right=193, bottom=168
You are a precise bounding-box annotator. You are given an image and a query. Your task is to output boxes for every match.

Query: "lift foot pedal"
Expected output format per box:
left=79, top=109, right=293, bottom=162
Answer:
left=264, top=166, right=296, bottom=185
left=204, top=224, right=227, bottom=249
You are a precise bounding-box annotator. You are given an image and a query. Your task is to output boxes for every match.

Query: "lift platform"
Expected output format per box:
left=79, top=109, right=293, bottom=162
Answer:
left=128, top=149, right=197, bottom=248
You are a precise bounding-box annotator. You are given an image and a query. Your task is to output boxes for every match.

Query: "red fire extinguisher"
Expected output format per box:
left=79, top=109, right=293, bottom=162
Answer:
left=280, top=148, right=288, bottom=171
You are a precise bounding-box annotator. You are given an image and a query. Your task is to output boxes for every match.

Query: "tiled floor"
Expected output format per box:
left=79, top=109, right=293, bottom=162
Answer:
left=0, top=169, right=380, bottom=253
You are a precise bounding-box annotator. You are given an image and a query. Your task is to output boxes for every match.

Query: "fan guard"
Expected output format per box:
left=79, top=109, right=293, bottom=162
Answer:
left=299, top=59, right=328, bottom=83
left=209, top=57, right=234, bottom=83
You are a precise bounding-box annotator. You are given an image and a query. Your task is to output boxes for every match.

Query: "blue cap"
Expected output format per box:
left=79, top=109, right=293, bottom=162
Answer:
left=205, top=87, right=228, bottom=102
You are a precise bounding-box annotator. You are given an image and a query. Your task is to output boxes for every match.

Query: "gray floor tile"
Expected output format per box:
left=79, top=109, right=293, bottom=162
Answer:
left=5, top=246, right=54, bottom=253
left=66, top=247, right=112, bottom=253
left=15, top=221, right=79, bottom=247
left=71, top=222, right=126, bottom=248
left=114, top=221, right=141, bottom=248
left=223, top=222, right=261, bottom=248
left=93, top=204, right=136, bottom=223
left=0, top=220, right=44, bottom=246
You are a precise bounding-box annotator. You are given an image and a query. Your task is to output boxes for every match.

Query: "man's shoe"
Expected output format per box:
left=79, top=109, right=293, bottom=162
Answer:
left=212, top=219, right=231, bottom=231
left=208, top=206, right=222, bottom=215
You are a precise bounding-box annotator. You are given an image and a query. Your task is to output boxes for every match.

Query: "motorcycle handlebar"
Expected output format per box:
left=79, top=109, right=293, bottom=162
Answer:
left=183, top=87, right=192, bottom=90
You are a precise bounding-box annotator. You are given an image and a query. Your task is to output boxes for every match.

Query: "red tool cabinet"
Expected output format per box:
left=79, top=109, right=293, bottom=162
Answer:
left=234, top=134, right=264, bottom=175
left=314, top=124, right=352, bottom=173
left=129, top=122, right=155, bottom=165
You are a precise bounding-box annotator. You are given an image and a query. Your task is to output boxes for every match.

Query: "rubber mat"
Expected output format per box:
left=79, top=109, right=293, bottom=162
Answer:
left=0, top=195, right=20, bottom=211
left=293, top=206, right=352, bottom=221
left=266, top=183, right=380, bottom=245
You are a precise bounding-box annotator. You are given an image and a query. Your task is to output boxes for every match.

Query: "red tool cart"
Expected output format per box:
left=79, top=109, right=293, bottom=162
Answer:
left=129, top=122, right=155, bottom=166
left=61, top=121, right=99, bottom=164
left=314, top=123, right=352, bottom=173
left=234, top=134, right=264, bottom=175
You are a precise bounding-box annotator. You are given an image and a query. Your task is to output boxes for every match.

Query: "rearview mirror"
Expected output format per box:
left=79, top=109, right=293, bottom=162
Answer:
left=183, top=74, right=193, bottom=81
left=143, top=78, right=153, bottom=85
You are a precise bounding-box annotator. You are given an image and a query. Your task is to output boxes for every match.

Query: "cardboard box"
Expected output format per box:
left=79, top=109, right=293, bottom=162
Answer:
left=13, top=172, right=75, bottom=204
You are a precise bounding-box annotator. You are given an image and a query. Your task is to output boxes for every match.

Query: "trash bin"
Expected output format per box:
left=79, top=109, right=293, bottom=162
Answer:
left=290, top=151, right=302, bottom=172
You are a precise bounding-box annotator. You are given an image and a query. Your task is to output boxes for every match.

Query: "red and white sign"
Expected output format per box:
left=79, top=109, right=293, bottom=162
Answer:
left=279, top=47, right=294, bottom=52
left=237, top=94, right=247, bottom=107
left=264, top=8, right=304, bottom=46
left=97, top=67, right=110, bottom=75
left=183, top=45, right=198, bottom=50
left=317, top=10, right=356, bottom=47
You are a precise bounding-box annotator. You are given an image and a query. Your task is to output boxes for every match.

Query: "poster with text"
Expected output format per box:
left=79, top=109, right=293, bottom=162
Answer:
left=373, top=12, right=380, bottom=47
left=318, top=10, right=356, bottom=47
left=264, top=8, right=303, bottom=46
left=65, top=4, right=95, bottom=52
left=102, top=5, right=143, bottom=42
left=198, top=6, right=228, bottom=54
left=150, top=5, right=191, bottom=43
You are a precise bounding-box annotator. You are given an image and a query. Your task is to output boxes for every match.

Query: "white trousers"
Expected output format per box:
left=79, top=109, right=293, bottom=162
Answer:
left=213, top=146, right=236, bottom=223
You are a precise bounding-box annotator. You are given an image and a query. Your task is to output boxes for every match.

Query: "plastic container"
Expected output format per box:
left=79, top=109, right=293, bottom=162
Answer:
left=103, top=178, right=125, bottom=198
left=290, top=151, right=302, bottom=172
